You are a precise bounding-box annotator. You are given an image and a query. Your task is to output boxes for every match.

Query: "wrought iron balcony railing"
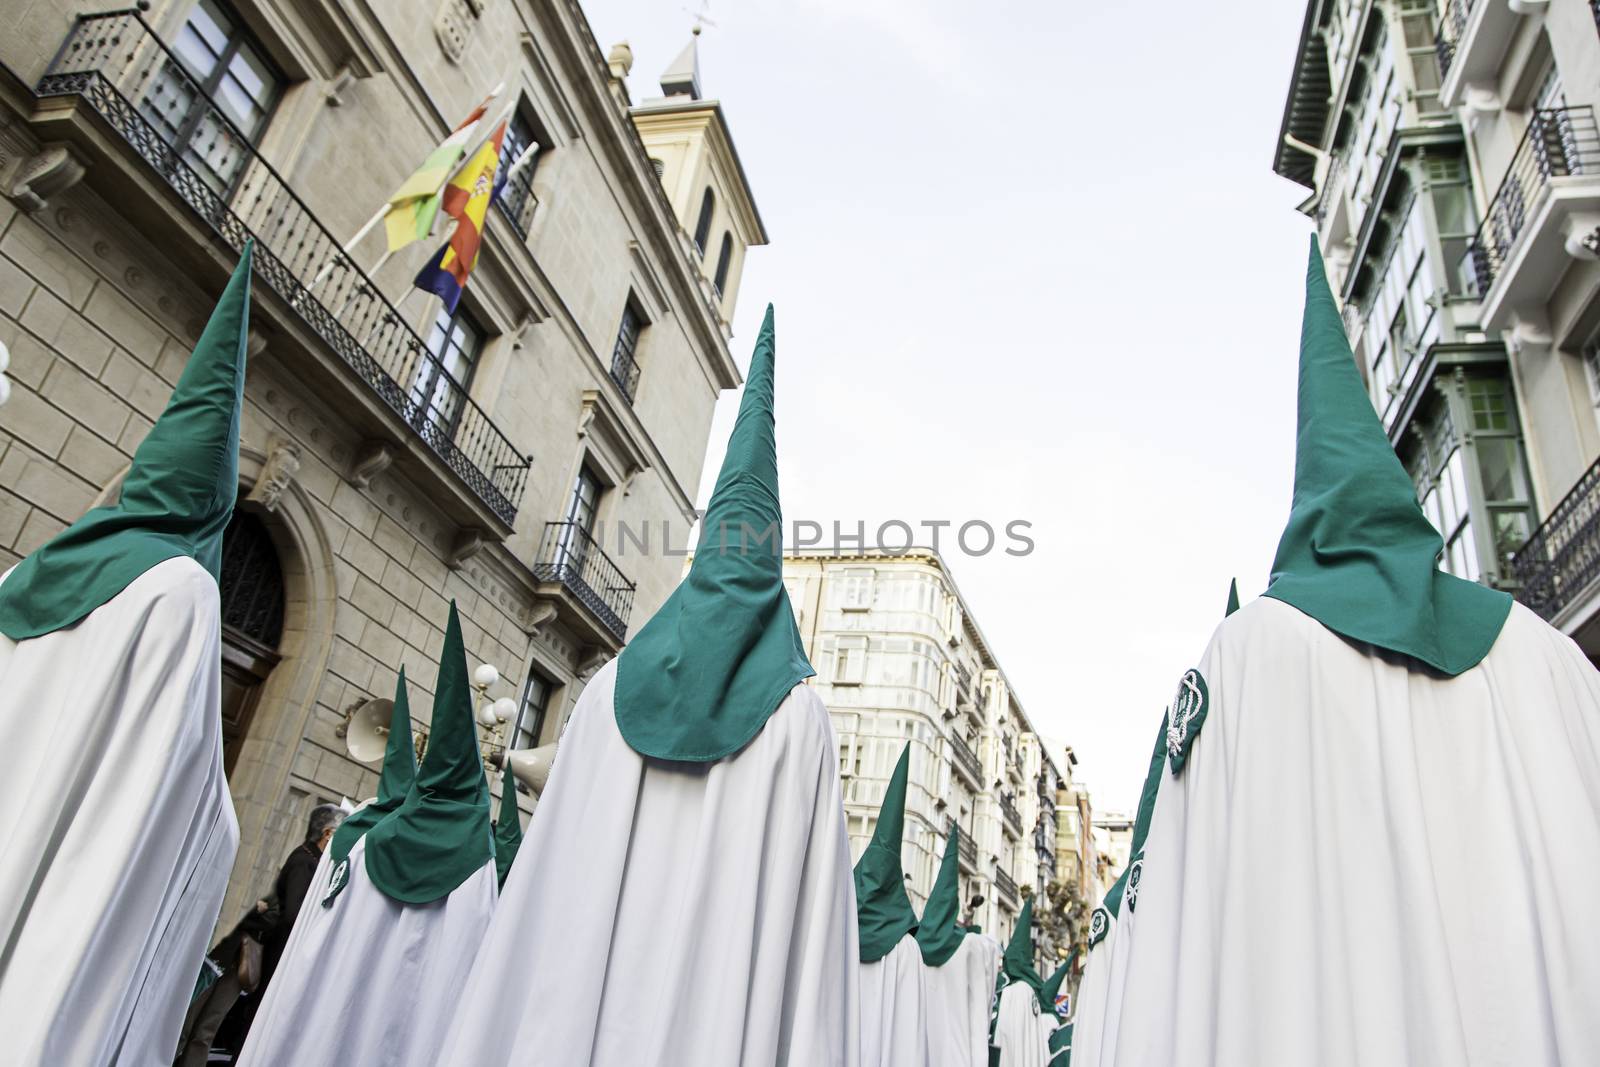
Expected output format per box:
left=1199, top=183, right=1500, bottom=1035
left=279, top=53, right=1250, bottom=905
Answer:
left=946, top=814, right=977, bottom=870
left=609, top=343, right=641, bottom=403
left=1466, top=107, right=1600, bottom=296
left=1509, top=455, right=1600, bottom=622
left=948, top=731, right=981, bottom=785
left=534, top=521, right=636, bottom=641
left=993, top=866, right=1018, bottom=908
left=39, top=11, right=530, bottom=524
left=495, top=166, right=539, bottom=242
left=1000, top=793, right=1023, bottom=838
left=1435, top=0, right=1474, bottom=79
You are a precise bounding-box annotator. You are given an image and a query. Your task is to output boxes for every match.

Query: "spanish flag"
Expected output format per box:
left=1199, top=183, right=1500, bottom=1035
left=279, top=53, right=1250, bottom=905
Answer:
left=383, top=95, right=494, bottom=253
left=413, top=120, right=507, bottom=314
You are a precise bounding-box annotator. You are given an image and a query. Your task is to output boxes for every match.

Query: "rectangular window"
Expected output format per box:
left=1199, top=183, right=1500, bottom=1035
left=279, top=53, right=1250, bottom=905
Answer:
left=142, top=0, right=284, bottom=193
left=610, top=299, right=645, bottom=402
left=1399, top=0, right=1444, bottom=116
left=512, top=670, right=557, bottom=749
left=414, top=305, right=485, bottom=439
left=834, top=636, right=867, bottom=685
left=496, top=104, right=552, bottom=238
left=838, top=567, right=875, bottom=611
left=1584, top=332, right=1600, bottom=407
left=565, top=463, right=603, bottom=533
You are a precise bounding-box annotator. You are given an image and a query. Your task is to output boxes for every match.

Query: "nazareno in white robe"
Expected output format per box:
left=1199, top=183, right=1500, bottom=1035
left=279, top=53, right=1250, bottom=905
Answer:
left=861, top=932, right=930, bottom=1067
left=1068, top=922, right=1115, bottom=1067
left=1111, top=597, right=1600, bottom=1067
left=994, top=981, right=1047, bottom=1067
left=923, top=933, right=999, bottom=1067
left=235, top=833, right=496, bottom=1067
left=439, top=661, right=861, bottom=1067
left=0, top=557, right=238, bottom=1065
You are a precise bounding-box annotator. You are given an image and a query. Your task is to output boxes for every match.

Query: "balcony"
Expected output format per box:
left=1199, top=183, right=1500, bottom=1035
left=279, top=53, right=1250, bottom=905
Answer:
left=609, top=330, right=641, bottom=403
left=947, top=731, right=981, bottom=788
left=494, top=166, right=540, bottom=243
left=533, top=521, right=636, bottom=644
left=1509, top=455, right=1600, bottom=626
left=1438, top=0, right=1536, bottom=111
left=946, top=815, right=977, bottom=875
left=1466, top=107, right=1600, bottom=332
left=993, top=866, right=1019, bottom=911
left=999, top=793, right=1023, bottom=839
left=34, top=12, right=530, bottom=527
left=1434, top=0, right=1472, bottom=83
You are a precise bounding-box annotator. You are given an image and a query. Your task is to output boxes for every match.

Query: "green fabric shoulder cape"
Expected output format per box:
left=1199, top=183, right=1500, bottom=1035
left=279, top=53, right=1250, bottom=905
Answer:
left=1263, top=237, right=1510, bottom=675
left=328, top=667, right=418, bottom=868
left=855, top=743, right=919, bottom=962
left=614, top=306, right=814, bottom=761
left=0, top=245, right=253, bottom=639
left=362, top=602, right=494, bottom=904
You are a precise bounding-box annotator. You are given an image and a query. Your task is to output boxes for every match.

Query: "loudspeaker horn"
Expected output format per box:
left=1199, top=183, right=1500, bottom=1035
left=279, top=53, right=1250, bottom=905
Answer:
left=344, top=697, right=395, bottom=764
left=503, top=743, right=559, bottom=796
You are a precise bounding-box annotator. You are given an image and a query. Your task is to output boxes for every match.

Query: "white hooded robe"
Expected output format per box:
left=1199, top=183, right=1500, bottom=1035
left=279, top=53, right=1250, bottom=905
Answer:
left=994, top=981, right=1048, bottom=1067
left=234, top=834, right=495, bottom=1067
left=1110, top=597, right=1600, bottom=1067
left=439, top=661, right=860, bottom=1066
left=0, top=558, right=238, bottom=1065
left=924, top=933, right=999, bottom=1067
left=860, top=932, right=930, bottom=1066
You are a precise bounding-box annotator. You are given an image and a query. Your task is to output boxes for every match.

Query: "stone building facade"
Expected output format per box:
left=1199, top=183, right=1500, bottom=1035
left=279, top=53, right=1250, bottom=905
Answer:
left=0, top=0, right=763, bottom=924
left=781, top=550, right=1069, bottom=950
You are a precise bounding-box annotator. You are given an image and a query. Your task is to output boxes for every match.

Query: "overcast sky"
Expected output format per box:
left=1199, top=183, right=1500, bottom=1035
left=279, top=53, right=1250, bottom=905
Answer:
left=589, top=0, right=1313, bottom=811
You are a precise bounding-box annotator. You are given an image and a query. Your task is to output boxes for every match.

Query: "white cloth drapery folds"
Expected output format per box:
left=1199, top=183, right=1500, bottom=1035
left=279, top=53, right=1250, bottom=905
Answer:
left=235, top=835, right=495, bottom=1067
left=0, top=558, right=238, bottom=1065
left=993, top=981, right=1047, bottom=1067
left=860, top=933, right=930, bottom=1066
left=924, top=933, right=999, bottom=1067
left=1069, top=929, right=1114, bottom=1067
left=1110, top=598, right=1600, bottom=1067
left=440, top=662, right=860, bottom=1066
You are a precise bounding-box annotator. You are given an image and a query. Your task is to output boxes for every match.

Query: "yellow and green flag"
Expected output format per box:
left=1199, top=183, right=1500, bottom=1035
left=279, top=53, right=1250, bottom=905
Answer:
left=383, top=94, right=494, bottom=253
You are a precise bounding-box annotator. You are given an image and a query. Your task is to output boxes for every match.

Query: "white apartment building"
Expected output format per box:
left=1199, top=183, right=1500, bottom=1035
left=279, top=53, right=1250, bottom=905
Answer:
left=782, top=550, right=1067, bottom=949
left=1276, top=0, right=1600, bottom=662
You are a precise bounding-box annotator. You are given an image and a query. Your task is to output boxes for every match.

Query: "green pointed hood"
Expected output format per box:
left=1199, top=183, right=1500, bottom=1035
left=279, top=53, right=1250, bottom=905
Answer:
left=1226, top=578, right=1240, bottom=617
left=1040, top=953, right=1074, bottom=1017
left=0, top=245, right=253, bottom=639
left=328, top=667, right=418, bottom=868
left=917, top=822, right=967, bottom=966
left=363, top=602, right=494, bottom=903
left=1264, top=237, right=1510, bottom=676
left=1001, top=897, right=1044, bottom=1000
left=854, top=743, right=919, bottom=962
left=614, top=306, right=814, bottom=761
left=493, top=758, right=523, bottom=888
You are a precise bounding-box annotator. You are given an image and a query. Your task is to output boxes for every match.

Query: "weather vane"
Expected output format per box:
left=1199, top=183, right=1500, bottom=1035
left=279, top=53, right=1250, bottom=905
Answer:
left=682, top=0, right=717, bottom=35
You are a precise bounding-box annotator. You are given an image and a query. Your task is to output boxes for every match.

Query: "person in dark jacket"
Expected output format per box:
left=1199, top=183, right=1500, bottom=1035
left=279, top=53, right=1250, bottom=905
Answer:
left=174, top=804, right=342, bottom=1065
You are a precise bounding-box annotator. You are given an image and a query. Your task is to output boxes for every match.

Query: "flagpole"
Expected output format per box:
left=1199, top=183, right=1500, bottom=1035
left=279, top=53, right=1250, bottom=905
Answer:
left=304, top=82, right=508, bottom=295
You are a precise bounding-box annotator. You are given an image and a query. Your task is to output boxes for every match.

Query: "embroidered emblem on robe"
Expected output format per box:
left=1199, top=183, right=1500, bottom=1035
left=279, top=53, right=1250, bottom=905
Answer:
left=1166, top=668, right=1209, bottom=774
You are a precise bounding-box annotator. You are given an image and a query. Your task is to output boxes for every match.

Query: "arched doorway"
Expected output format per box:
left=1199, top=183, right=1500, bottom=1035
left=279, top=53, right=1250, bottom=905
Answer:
left=219, top=504, right=284, bottom=777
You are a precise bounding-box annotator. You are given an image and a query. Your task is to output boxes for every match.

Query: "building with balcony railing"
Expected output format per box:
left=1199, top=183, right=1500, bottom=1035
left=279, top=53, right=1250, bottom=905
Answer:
left=782, top=549, right=1069, bottom=945
left=1274, top=0, right=1544, bottom=601
left=1429, top=0, right=1600, bottom=651
left=0, top=0, right=767, bottom=926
